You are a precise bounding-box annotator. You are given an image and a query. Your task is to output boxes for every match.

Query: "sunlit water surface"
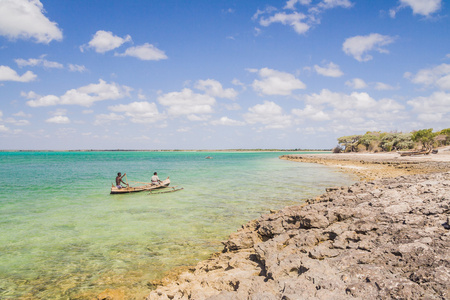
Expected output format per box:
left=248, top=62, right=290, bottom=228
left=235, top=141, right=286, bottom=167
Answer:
left=0, top=151, right=356, bottom=299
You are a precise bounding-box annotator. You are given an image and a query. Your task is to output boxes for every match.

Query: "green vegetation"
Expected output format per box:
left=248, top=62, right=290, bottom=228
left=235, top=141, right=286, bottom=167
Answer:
left=411, top=129, right=435, bottom=151
left=335, top=128, right=450, bottom=153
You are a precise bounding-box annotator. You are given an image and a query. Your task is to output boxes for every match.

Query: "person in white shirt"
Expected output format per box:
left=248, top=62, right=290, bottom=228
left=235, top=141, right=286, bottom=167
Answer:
left=151, top=172, right=161, bottom=185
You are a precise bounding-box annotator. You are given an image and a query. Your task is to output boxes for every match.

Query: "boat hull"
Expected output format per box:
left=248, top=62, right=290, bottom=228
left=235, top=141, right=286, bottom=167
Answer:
left=110, top=178, right=170, bottom=194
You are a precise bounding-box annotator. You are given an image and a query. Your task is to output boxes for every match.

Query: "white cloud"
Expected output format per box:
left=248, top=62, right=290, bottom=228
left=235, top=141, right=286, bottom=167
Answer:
left=115, top=43, right=168, bottom=61
left=390, top=0, right=441, bottom=18
left=306, top=89, right=377, bottom=110
left=292, top=104, right=331, bottom=121
left=255, top=0, right=352, bottom=35
left=211, top=116, right=245, bottom=126
left=15, top=55, right=63, bottom=69
left=108, top=101, right=165, bottom=124
left=94, top=113, right=125, bottom=125
left=222, top=8, right=235, bottom=14
left=231, top=78, right=246, bottom=90
left=0, top=65, right=37, bottom=82
left=284, top=0, right=312, bottom=10
left=21, top=91, right=38, bottom=99
left=251, top=68, right=306, bottom=96
left=0, top=124, right=9, bottom=132
left=405, top=63, right=450, bottom=90
left=46, top=115, right=70, bottom=124
left=297, top=126, right=328, bottom=135
left=50, top=108, right=67, bottom=116
left=342, top=92, right=377, bottom=110
left=389, top=9, right=398, bottom=18
left=378, top=98, right=405, bottom=111
left=14, top=54, right=86, bottom=73
left=82, top=30, right=132, bottom=53
left=292, top=89, right=408, bottom=133
left=195, top=79, right=238, bottom=99
left=158, top=88, right=216, bottom=117
left=252, top=7, right=277, bottom=21
left=408, top=91, right=450, bottom=114
left=187, top=114, right=210, bottom=121
left=317, top=0, right=353, bottom=10
left=244, top=101, right=292, bottom=129
left=259, top=12, right=310, bottom=34
left=225, top=103, right=241, bottom=111
left=346, top=80, right=396, bottom=91
left=416, top=113, right=442, bottom=122
left=400, top=0, right=442, bottom=16
left=314, top=62, right=343, bottom=77
left=345, top=78, right=368, bottom=89
left=27, top=94, right=60, bottom=106
left=68, top=64, right=87, bottom=73
left=137, top=90, right=147, bottom=100
left=26, top=79, right=132, bottom=107
left=0, top=0, right=62, bottom=43
left=177, top=127, right=191, bottom=132
left=13, top=111, right=32, bottom=118
left=4, top=117, right=30, bottom=126
left=343, top=33, right=395, bottom=62
left=374, top=82, right=396, bottom=90
left=437, top=75, right=450, bottom=90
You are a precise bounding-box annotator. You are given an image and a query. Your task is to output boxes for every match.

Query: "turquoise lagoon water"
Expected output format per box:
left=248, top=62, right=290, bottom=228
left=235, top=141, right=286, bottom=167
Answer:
left=0, top=151, right=356, bottom=299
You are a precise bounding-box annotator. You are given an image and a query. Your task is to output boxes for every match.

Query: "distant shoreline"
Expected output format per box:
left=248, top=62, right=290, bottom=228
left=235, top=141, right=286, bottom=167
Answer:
left=0, top=149, right=332, bottom=153
left=280, top=148, right=450, bottom=181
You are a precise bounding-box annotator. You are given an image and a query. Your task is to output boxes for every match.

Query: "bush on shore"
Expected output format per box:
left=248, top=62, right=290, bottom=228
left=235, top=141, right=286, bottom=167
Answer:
left=337, top=128, right=450, bottom=153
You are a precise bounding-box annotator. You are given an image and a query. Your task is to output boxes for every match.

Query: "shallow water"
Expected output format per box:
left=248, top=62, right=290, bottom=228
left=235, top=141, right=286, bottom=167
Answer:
left=0, top=151, right=356, bottom=299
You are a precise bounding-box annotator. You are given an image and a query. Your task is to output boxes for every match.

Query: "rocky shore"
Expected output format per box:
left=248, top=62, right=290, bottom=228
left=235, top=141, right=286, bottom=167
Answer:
left=146, top=153, right=450, bottom=300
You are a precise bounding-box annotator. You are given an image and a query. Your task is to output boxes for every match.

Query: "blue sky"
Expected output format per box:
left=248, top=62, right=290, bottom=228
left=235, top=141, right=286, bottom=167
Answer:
left=0, top=0, right=449, bottom=150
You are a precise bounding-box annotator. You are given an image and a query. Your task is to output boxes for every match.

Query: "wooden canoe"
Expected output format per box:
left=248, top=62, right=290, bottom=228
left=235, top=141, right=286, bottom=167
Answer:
left=110, top=177, right=170, bottom=194
left=397, top=148, right=432, bottom=157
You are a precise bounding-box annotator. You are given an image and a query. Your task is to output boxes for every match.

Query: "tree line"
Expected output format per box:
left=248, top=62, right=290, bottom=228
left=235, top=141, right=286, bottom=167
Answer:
left=334, top=128, right=450, bottom=153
